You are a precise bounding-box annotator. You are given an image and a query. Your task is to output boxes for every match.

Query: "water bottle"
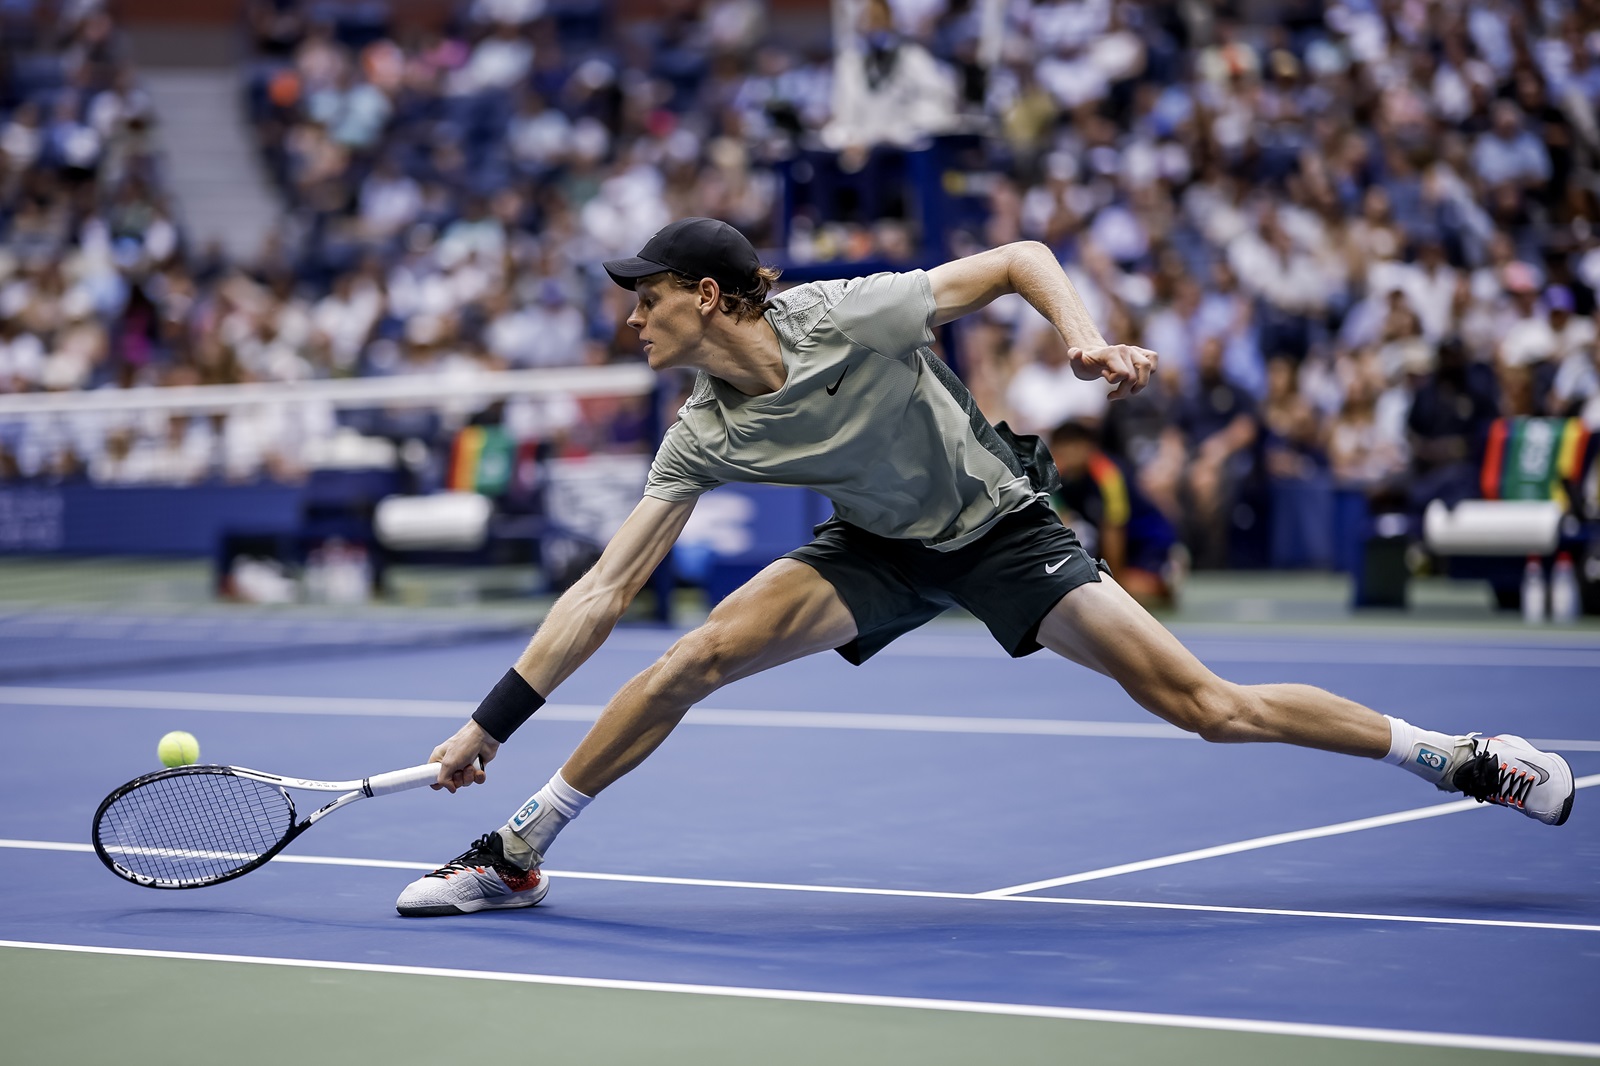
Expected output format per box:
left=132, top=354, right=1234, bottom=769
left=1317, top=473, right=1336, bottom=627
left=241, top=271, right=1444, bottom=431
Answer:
left=327, top=539, right=365, bottom=604
left=349, top=542, right=373, bottom=604
left=1522, top=556, right=1547, bottom=624
left=1551, top=552, right=1580, bottom=623
left=303, top=544, right=326, bottom=603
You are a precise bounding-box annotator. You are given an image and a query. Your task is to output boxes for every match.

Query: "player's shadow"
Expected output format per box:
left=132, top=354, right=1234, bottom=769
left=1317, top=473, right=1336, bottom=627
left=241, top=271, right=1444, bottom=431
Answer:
left=96, top=906, right=437, bottom=940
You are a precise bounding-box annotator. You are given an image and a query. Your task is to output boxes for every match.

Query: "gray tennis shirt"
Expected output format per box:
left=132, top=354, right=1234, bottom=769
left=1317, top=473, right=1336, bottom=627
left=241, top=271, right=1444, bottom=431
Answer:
left=644, top=270, right=1039, bottom=551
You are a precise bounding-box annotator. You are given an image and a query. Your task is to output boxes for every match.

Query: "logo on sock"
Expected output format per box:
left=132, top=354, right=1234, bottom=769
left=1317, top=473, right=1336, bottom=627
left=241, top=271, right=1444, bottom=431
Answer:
left=510, top=797, right=540, bottom=830
left=1414, top=747, right=1448, bottom=773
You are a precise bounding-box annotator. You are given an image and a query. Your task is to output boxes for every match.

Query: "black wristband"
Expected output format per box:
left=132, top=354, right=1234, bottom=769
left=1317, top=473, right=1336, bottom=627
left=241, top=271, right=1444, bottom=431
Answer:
left=471, top=668, right=546, bottom=743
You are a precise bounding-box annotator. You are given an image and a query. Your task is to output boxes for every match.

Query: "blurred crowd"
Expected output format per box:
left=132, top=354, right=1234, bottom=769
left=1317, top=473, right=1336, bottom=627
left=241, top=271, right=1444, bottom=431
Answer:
left=947, top=0, right=1600, bottom=568
left=3, top=0, right=1599, bottom=573
left=0, top=5, right=160, bottom=399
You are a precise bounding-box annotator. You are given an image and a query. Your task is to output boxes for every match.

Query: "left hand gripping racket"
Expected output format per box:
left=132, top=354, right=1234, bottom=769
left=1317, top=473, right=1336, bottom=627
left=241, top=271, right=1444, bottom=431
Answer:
left=92, top=760, right=470, bottom=889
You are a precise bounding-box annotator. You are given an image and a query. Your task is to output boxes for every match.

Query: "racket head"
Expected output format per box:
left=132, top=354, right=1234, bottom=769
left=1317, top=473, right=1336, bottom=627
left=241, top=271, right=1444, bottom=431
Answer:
left=92, top=765, right=299, bottom=889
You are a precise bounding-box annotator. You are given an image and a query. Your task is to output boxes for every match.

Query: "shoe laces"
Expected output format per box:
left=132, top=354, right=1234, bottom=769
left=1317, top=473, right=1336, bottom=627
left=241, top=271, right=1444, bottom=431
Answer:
left=425, top=833, right=504, bottom=880
left=1452, top=741, right=1536, bottom=810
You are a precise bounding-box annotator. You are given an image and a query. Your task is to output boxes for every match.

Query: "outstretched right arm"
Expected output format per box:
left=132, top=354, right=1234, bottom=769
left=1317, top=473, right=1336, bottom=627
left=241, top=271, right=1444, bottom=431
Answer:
left=430, top=494, right=697, bottom=790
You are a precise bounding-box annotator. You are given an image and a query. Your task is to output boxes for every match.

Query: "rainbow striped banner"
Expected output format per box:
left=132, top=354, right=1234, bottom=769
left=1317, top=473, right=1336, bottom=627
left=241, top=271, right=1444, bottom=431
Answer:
left=1481, top=417, right=1592, bottom=506
left=447, top=426, right=515, bottom=496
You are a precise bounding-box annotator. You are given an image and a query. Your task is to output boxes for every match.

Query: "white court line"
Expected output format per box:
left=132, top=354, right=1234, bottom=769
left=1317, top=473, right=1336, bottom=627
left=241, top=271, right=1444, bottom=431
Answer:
left=25, top=619, right=1587, bottom=664
left=6, top=615, right=1598, bottom=664
left=885, top=639, right=1600, bottom=668
left=9, top=838, right=1599, bottom=935
left=4, top=687, right=1600, bottom=750
left=601, top=628, right=1600, bottom=667
left=1, top=941, right=1595, bottom=1058
left=981, top=772, right=1600, bottom=897
left=0, top=685, right=481, bottom=718
left=0, top=686, right=1189, bottom=740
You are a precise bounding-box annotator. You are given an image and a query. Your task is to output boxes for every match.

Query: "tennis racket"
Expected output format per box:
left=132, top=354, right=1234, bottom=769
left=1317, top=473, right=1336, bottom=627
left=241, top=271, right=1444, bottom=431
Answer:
left=92, top=759, right=474, bottom=889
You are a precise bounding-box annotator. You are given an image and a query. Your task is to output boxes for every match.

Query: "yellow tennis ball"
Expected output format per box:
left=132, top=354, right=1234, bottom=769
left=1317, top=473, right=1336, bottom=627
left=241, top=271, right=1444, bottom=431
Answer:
left=158, top=731, right=200, bottom=768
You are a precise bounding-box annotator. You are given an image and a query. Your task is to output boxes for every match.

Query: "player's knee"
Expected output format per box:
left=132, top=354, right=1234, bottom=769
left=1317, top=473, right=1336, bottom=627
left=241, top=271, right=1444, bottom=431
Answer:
left=650, top=625, right=744, bottom=703
left=1179, top=683, right=1264, bottom=744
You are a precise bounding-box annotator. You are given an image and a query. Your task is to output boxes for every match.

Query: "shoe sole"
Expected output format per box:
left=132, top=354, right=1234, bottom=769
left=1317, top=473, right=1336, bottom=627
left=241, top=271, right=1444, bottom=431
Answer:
left=396, top=880, right=550, bottom=918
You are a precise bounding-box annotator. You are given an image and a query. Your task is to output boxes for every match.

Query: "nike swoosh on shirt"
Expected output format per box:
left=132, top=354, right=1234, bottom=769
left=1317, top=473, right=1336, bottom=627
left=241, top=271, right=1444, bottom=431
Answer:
left=826, top=367, right=848, bottom=395
left=1044, top=556, right=1071, bottom=574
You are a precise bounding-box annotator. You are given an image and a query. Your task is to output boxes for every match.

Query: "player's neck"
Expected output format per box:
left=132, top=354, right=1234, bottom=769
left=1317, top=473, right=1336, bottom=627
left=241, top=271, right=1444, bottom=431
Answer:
left=693, top=316, right=784, bottom=397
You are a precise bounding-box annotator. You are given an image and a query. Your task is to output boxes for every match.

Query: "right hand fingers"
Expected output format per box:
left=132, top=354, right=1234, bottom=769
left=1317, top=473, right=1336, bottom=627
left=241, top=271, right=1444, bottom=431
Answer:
left=430, top=748, right=486, bottom=793
left=428, top=721, right=498, bottom=792
left=433, top=765, right=479, bottom=793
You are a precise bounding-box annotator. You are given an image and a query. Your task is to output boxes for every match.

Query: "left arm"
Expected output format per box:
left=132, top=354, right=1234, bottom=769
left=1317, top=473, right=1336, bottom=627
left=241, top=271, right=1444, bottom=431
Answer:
left=926, top=241, right=1157, bottom=399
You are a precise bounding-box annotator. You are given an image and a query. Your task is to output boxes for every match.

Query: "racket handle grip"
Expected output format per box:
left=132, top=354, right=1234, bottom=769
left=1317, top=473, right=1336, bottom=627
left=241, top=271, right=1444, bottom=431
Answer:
left=365, top=758, right=483, bottom=797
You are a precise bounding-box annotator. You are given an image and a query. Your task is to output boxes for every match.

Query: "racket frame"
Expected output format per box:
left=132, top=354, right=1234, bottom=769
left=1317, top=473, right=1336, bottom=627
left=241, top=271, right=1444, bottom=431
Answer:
left=91, top=761, right=444, bottom=890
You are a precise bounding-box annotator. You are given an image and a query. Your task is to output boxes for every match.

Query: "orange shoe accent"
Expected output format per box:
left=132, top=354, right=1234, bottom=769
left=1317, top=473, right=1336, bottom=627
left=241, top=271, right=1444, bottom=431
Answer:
left=499, top=867, right=543, bottom=893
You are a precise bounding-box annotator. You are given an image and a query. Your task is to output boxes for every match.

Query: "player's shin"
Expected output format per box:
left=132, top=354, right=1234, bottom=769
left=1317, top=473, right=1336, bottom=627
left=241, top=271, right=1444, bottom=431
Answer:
left=498, top=771, right=593, bottom=869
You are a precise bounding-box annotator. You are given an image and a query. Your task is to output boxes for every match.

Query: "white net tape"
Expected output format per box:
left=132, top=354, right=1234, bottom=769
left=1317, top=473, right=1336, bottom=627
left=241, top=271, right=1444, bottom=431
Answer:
left=0, top=365, right=655, bottom=484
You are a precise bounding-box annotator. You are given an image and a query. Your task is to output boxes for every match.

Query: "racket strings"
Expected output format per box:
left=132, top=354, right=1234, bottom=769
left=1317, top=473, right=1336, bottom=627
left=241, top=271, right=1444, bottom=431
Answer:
left=98, top=772, right=294, bottom=885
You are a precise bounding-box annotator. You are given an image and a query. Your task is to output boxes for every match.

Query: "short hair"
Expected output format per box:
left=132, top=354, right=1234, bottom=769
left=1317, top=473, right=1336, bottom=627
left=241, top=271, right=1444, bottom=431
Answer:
left=657, top=265, right=782, bottom=322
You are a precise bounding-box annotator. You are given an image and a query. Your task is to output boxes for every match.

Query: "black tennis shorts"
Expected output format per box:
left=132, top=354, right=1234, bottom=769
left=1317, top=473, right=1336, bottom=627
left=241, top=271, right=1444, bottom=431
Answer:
left=783, top=501, right=1109, bottom=664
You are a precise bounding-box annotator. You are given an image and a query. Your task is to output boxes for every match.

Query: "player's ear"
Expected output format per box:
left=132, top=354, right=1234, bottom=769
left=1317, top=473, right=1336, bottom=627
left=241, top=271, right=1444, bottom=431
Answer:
left=697, top=277, right=720, bottom=316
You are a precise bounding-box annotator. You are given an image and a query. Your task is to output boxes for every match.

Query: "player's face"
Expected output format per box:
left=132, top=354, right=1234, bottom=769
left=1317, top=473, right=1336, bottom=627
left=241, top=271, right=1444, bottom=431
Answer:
left=628, top=277, right=704, bottom=370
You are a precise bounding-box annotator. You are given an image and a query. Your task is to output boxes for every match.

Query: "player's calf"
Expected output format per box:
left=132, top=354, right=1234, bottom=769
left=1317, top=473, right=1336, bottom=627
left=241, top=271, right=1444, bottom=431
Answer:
left=1156, top=681, right=1271, bottom=744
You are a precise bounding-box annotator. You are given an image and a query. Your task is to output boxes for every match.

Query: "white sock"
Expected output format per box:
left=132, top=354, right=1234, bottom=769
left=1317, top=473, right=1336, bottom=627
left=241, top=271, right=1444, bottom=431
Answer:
left=1383, top=716, right=1461, bottom=787
left=497, top=772, right=593, bottom=869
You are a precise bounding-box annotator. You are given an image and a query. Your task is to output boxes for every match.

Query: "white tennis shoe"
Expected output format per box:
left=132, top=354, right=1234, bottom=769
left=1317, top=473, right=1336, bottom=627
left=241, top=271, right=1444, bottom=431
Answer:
left=396, top=831, right=549, bottom=916
left=1446, top=734, right=1575, bottom=826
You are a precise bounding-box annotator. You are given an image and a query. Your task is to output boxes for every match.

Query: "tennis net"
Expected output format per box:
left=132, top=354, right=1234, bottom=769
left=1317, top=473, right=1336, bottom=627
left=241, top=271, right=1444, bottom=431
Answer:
left=0, top=597, right=547, bottom=682
left=0, top=364, right=668, bottom=679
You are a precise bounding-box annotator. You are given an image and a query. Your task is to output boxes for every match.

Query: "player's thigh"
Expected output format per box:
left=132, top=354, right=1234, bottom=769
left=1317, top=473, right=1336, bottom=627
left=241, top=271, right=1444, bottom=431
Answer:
left=679, top=557, right=859, bottom=687
left=1034, top=574, right=1225, bottom=730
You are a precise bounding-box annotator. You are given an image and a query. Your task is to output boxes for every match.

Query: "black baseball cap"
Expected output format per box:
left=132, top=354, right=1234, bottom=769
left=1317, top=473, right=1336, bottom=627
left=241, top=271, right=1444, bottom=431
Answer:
left=603, top=217, right=762, bottom=294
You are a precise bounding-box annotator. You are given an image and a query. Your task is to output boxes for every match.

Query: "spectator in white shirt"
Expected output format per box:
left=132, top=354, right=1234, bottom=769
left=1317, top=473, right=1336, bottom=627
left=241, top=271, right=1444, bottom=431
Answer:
left=1498, top=306, right=1556, bottom=370
left=507, top=93, right=572, bottom=173
left=1141, top=277, right=1203, bottom=386
left=1552, top=335, right=1600, bottom=418
left=1005, top=323, right=1112, bottom=435
left=437, top=198, right=507, bottom=267
left=1399, top=240, right=1458, bottom=342
left=821, top=0, right=959, bottom=160
left=485, top=280, right=587, bottom=369
left=1226, top=206, right=1342, bottom=318
left=458, top=22, right=533, bottom=92
left=313, top=271, right=384, bottom=372
left=0, top=318, right=45, bottom=392
left=1544, top=285, right=1596, bottom=365
left=1, top=102, right=44, bottom=171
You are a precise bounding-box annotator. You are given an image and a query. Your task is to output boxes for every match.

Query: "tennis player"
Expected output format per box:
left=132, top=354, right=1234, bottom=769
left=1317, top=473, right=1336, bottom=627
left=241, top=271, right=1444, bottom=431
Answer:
left=396, top=218, right=1575, bottom=916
